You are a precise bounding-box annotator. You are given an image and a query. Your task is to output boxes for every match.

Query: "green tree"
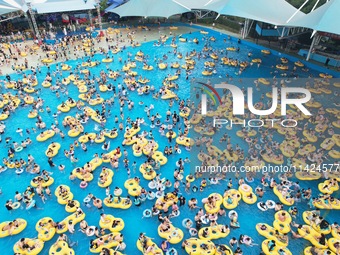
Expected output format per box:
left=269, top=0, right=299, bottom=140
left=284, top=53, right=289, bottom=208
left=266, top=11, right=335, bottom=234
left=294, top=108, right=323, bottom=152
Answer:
left=99, top=0, right=108, bottom=12
left=287, top=0, right=326, bottom=13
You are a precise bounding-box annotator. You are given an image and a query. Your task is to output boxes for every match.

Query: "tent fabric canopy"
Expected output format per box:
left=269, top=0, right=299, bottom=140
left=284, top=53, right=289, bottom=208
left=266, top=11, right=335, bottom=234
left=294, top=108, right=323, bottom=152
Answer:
left=173, top=0, right=213, bottom=9
left=203, top=0, right=306, bottom=26
left=0, top=0, right=339, bottom=36
left=286, top=0, right=340, bottom=35
left=0, top=0, right=22, bottom=9
left=105, top=0, right=125, bottom=12
left=0, top=5, right=18, bottom=15
left=0, top=0, right=97, bottom=15
left=0, top=0, right=23, bottom=15
left=107, top=0, right=191, bottom=18
left=30, top=0, right=97, bottom=14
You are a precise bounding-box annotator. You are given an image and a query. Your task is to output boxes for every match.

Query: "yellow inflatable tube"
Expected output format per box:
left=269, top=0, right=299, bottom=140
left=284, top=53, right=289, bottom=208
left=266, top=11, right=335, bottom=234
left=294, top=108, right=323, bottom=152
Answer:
left=104, top=197, right=132, bottom=209
left=256, top=223, right=289, bottom=247
left=54, top=185, right=74, bottom=205
left=304, top=246, right=335, bottom=255
left=158, top=223, right=183, bottom=244
left=36, top=217, right=56, bottom=241
left=298, top=225, right=328, bottom=249
left=261, top=239, right=292, bottom=255
left=302, top=211, right=331, bottom=235
left=239, top=184, right=257, bottom=204
left=90, top=232, right=123, bottom=253
left=273, top=210, right=291, bottom=234
left=0, top=218, right=27, bottom=238
left=36, top=130, right=55, bottom=142
left=184, top=238, right=216, bottom=255
left=328, top=238, right=340, bottom=254
left=57, top=212, right=86, bottom=234
left=198, top=225, right=230, bottom=241
left=204, top=193, right=223, bottom=213
left=136, top=237, right=164, bottom=255
left=13, top=238, right=44, bottom=255
left=318, top=179, right=339, bottom=195
left=98, top=168, right=114, bottom=188
left=49, top=241, right=75, bottom=255
left=124, top=178, right=142, bottom=196
left=99, top=214, right=125, bottom=232
left=223, top=189, right=241, bottom=209
left=273, top=186, right=294, bottom=206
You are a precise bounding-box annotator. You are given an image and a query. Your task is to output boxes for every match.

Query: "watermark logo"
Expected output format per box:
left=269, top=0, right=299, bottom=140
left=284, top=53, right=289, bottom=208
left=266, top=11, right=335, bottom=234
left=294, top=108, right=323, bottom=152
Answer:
left=201, top=83, right=311, bottom=116
left=189, top=78, right=338, bottom=178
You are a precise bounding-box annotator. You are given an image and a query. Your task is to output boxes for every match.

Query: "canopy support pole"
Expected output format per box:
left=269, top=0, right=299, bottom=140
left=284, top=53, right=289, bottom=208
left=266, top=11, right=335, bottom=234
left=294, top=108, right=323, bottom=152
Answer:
left=0, top=12, right=22, bottom=23
left=306, top=32, right=318, bottom=61
left=281, top=27, right=285, bottom=37
left=286, top=0, right=309, bottom=23
left=242, top=19, right=248, bottom=39
left=201, top=11, right=212, bottom=18
left=25, top=13, right=35, bottom=36
left=96, top=0, right=102, bottom=31
left=27, top=2, right=40, bottom=39
left=171, top=0, right=191, bottom=11
left=89, top=10, right=93, bottom=26
left=193, top=10, right=212, bottom=19
left=311, top=0, right=320, bottom=11
left=242, top=19, right=253, bottom=39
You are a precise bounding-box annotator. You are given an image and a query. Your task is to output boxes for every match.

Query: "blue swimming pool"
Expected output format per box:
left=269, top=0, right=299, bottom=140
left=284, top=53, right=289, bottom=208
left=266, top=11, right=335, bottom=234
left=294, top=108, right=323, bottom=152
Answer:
left=0, top=26, right=339, bottom=255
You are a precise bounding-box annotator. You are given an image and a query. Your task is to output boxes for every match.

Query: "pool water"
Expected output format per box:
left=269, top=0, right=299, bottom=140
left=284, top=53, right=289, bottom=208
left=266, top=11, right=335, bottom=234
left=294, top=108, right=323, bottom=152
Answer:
left=0, top=27, right=339, bottom=255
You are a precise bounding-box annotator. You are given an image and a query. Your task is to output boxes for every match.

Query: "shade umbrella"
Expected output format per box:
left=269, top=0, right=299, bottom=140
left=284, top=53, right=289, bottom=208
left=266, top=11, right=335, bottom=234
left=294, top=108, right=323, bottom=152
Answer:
left=203, top=0, right=305, bottom=26
left=286, top=0, right=340, bottom=35
left=108, top=0, right=191, bottom=18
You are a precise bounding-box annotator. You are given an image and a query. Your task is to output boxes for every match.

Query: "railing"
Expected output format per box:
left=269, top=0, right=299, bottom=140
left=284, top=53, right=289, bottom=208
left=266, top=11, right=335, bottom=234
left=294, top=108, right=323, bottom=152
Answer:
left=298, top=49, right=339, bottom=68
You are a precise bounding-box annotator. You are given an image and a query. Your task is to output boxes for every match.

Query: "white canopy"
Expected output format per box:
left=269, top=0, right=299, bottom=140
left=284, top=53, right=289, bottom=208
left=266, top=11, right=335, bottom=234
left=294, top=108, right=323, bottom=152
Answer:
left=1, top=0, right=338, bottom=36
left=29, top=0, right=97, bottom=14
left=173, top=0, right=212, bottom=9
left=0, top=0, right=97, bottom=15
left=286, top=0, right=340, bottom=35
left=0, top=0, right=24, bottom=15
left=203, top=0, right=306, bottom=26
left=0, top=5, right=18, bottom=15
left=108, top=0, right=191, bottom=18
